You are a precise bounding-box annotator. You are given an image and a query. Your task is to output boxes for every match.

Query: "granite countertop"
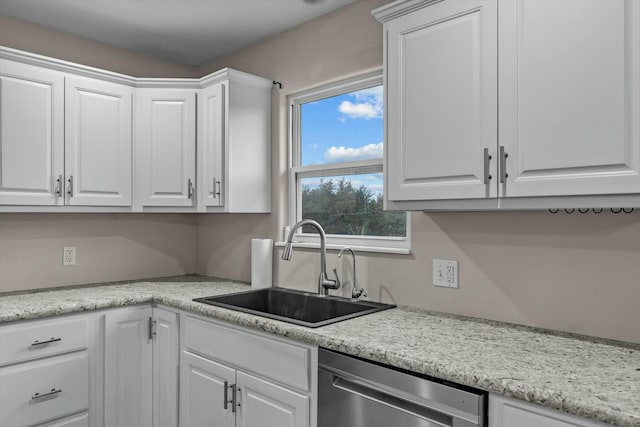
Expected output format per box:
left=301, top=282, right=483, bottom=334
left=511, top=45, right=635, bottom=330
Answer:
left=1, top=278, right=638, bottom=427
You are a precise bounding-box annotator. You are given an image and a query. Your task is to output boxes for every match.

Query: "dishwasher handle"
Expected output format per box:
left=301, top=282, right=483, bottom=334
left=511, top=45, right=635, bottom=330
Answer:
left=332, top=375, right=454, bottom=427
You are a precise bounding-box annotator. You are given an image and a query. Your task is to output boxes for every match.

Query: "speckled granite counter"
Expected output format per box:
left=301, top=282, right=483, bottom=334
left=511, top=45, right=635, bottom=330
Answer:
left=1, top=279, right=638, bottom=426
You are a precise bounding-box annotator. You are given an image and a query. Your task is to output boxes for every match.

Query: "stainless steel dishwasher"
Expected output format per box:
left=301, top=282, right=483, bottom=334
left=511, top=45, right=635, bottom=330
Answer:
left=318, top=348, right=486, bottom=427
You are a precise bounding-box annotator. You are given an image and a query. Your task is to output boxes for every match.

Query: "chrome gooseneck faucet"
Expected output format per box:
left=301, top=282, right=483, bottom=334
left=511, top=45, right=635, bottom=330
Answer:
left=338, top=247, right=367, bottom=300
left=282, top=219, right=340, bottom=296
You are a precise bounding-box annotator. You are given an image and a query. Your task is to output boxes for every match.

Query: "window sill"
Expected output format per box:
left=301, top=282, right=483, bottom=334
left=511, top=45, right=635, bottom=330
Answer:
left=274, top=241, right=411, bottom=255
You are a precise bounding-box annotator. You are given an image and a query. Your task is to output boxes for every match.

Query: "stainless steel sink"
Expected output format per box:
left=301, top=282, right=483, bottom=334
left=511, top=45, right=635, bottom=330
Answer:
left=193, top=288, right=395, bottom=328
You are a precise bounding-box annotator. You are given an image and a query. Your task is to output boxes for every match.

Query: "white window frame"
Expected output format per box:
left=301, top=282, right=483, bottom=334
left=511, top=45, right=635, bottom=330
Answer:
left=285, top=70, right=410, bottom=254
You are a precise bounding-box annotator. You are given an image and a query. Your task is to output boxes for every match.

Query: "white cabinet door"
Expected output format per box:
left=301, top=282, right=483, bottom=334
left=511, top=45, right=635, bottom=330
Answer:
left=499, top=0, right=640, bottom=198
left=0, top=60, right=64, bottom=205
left=152, top=308, right=179, bottom=427
left=104, top=307, right=153, bottom=427
left=136, top=88, right=196, bottom=207
left=180, top=351, right=235, bottom=427
left=199, top=83, right=224, bottom=207
left=384, top=0, right=497, bottom=202
left=65, top=76, right=133, bottom=206
left=236, top=371, right=309, bottom=427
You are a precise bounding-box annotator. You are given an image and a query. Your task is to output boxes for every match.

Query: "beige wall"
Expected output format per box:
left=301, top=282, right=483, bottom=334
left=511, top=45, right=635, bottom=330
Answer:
left=0, top=214, right=197, bottom=292
left=195, top=0, right=640, bottom=344
left=0, top=15, right=197, bottom=77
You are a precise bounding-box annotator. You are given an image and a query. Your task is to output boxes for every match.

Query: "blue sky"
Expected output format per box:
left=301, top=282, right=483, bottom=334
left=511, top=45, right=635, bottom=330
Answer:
left=301, top=85, right=384, bottom=194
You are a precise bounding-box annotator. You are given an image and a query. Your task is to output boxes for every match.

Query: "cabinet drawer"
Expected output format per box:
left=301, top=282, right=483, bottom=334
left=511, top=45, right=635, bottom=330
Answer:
left=0, top=316, right=88, bottom=365
left=489, top=393, right=609, bottom=427
left=0, top=352, right=89, bottom=427
left=183, top=316, right=311, bottom=392
left=37, top=412, right=89, bottom=427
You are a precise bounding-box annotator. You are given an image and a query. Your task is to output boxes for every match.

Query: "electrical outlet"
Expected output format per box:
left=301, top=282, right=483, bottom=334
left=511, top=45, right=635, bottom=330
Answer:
left=63, top=246, right=76, bottom=266
left=433, top=259, right=458, bottom=288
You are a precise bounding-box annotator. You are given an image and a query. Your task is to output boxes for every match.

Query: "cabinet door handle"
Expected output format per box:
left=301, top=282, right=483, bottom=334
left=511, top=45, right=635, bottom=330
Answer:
left=224, top=381, right=236, bottom=410
left=67, top=175, right=74, bottom=197
left=187, top=179, right=194, bottom=199
left=499, top=146, right=509, bottom=184
left=212, top=177, right=221, bottom=199
left=55, top=175, right=63, bottom=196
left=483, top=148, right=492, bottom=185
left=31, top=388, right=62, bottom=401
left=31, top=337, right=62, bottom=347
left=223, top=380, right=229, bottom=409
left=231, top=384, right=240, bottom=413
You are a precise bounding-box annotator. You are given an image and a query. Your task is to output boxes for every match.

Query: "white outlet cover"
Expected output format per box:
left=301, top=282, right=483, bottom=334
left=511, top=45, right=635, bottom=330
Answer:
left=433, top=259, right=458, bottom=288
left=63, top=246, right=77, bottom=266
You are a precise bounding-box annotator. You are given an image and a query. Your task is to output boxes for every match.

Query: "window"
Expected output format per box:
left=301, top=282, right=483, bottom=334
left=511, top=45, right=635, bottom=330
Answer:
left=288, top=71, right=409, bottom=253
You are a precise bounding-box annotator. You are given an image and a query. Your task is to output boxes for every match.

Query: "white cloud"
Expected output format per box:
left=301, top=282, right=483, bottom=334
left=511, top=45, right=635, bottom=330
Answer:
left=338, top=86, right=383, bottom=120
left=324, top=142, right=383, bottom=162
left=338, top=100, right=381, bottom=119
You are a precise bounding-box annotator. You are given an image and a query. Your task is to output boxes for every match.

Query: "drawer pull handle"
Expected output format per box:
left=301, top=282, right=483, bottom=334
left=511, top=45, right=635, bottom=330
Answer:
left=31, top=388, right=62, bottom=401
left=31, top=337, right=62, bottom=347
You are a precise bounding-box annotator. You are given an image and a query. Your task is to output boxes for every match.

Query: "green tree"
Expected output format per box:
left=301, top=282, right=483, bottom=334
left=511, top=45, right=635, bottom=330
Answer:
left=301, top=178, right=405, bottom=236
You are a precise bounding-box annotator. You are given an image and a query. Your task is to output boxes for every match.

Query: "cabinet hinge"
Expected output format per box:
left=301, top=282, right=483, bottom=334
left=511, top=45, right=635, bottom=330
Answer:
left=148, top=317, right=157, bottom=340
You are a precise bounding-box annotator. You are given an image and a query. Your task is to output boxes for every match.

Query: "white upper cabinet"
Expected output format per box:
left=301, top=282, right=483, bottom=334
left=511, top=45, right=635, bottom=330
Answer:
left=375, top=0, right=640, bottom=210
left=199, top=83, right=225, bottom=208
left=198, top=71, right=271, bottom=213
left=0, top=60, right=64, bottom=206
left=384, top=0, right=497, bottom=204
left=1, top=48, right=271, bottom=212
left=136, top=88, right=197, bottom=208
left=0, top=56, right=133, bottom=209
left=499, top=0, right=640, bottom=199
left=65, top=76, right=133, bottom=206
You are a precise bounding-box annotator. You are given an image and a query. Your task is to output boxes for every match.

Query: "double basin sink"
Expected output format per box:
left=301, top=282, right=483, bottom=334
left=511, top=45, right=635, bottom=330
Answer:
left=194, top=287, right=395, bottom=328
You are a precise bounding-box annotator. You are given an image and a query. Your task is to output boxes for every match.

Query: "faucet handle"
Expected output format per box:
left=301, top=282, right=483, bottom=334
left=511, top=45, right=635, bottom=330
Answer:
left=331, top=268, right=341, bottom=290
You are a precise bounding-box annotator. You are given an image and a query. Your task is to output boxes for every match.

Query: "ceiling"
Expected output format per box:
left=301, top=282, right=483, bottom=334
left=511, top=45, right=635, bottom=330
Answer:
left=0, top=0, right=355, bottom=66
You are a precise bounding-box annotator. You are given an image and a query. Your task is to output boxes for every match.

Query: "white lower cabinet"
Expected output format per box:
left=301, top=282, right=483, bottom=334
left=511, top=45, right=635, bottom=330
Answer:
left=489, top=394, right=609, bottom=427
left=0, top=352, right=89, bottom=427
left=180, top=315, right=315, bottom=427
left=104, top=306, right=179, bottom=427
left=0, top=313, right=93, bottom=427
